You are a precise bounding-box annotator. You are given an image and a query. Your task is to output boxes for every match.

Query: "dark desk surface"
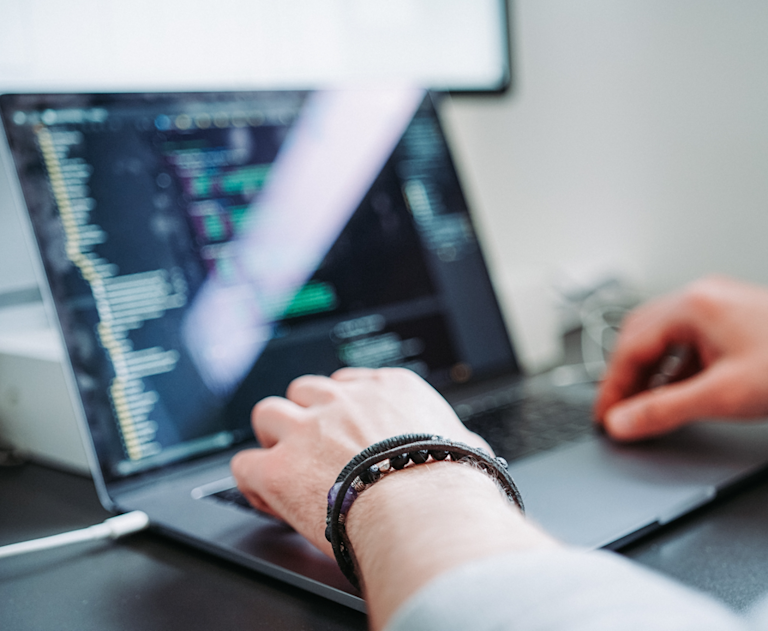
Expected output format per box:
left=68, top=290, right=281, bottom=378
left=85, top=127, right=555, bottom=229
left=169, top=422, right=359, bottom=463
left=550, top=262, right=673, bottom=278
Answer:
left=3, top=462, right=768, bottom=630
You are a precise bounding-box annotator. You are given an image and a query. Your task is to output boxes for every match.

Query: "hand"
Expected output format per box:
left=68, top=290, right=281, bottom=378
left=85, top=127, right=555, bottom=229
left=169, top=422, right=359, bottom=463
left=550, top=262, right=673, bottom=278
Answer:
left=595, top=275, right=768, bottom=441
left=230, top=367, right=491, bottom=556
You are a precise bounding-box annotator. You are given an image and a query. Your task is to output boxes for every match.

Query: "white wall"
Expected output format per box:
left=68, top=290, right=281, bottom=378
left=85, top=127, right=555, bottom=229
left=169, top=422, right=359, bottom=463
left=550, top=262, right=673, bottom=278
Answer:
left=3, top=0, right=768, bottom=299
left=446, top=0, right=768, bottom=297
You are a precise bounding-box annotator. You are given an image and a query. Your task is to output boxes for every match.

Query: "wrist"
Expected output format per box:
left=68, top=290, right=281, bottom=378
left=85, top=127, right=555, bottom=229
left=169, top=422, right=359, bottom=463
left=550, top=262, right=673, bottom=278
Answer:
left=325, top=434, right=523, bottom=589
left=346, top=461, right=558, bottom=630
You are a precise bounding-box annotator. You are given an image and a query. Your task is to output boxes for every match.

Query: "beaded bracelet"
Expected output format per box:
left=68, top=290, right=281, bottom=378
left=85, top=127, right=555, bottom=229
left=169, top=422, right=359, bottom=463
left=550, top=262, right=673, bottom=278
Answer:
left=324, top=433, right=525, bottom=590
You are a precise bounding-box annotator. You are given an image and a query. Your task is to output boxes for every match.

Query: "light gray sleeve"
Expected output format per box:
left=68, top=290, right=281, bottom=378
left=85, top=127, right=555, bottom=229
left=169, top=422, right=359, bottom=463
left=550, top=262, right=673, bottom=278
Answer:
left=385, top=548, right=752, bottom=631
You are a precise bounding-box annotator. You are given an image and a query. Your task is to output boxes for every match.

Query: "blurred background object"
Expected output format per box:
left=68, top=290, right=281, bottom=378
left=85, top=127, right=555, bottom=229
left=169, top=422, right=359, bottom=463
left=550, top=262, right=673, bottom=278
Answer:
left=3, top=0, right=768, bottom=459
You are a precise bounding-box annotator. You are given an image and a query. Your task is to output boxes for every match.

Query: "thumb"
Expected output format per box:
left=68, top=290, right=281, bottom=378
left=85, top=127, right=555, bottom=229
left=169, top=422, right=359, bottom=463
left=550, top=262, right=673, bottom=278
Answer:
left=603, top=368, right=736, bottom=441
left=230, top=448, right=280, bottom=517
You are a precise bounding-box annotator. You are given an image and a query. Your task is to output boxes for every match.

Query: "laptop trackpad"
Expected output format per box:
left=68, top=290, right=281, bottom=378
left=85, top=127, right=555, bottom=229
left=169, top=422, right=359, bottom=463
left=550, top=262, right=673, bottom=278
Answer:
left=510, top=421, right=768, bottom=549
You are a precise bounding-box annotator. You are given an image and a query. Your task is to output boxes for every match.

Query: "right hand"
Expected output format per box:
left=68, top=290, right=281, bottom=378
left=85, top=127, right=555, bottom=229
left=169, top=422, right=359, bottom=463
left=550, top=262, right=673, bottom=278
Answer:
left=595, top=275, right=768, bottom=441
left=230, top=367, right=490, bottom=556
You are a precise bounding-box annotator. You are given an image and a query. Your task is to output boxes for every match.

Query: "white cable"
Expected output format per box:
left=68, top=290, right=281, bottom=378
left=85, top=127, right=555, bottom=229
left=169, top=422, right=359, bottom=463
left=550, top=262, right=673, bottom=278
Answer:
left=0, top=511, right=150, bottom=559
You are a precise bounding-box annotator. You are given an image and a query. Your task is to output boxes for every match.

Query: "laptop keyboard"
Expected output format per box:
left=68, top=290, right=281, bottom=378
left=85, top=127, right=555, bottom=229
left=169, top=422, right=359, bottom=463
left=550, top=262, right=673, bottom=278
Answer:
left=203, top=391, right=596, bottom=515
left=210, top=486, right=256, bottom=509
left=460, top=394, right=597, bottom=463
left=203, top=485, right=277, bottom=519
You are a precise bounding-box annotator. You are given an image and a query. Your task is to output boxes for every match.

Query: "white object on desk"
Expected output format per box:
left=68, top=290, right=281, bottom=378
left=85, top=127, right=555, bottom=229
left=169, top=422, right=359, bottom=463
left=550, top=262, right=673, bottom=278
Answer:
left=0, top=302, right=90, bottom=475
left=0, top=510, right=150, bottom=559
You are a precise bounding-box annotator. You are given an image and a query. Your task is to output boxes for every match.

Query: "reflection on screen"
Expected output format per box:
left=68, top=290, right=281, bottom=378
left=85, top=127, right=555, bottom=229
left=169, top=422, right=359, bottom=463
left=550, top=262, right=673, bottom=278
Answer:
left=183, top=89, right=423, bottom=394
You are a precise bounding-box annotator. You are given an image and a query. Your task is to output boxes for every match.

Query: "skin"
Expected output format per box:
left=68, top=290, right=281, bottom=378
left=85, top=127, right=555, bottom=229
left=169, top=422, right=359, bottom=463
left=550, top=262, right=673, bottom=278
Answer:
left=596, top=275, right=768, bottom=441
left=230, top=367, right=557, bottom=630
left=230, top=274, right=768, bottom=628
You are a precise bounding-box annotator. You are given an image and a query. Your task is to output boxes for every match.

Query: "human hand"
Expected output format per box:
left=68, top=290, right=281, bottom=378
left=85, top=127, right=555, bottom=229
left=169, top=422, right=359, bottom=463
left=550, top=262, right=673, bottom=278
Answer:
left=230, top=367, right=491, bottom=556
left=595, top=275, right=768, bottom=441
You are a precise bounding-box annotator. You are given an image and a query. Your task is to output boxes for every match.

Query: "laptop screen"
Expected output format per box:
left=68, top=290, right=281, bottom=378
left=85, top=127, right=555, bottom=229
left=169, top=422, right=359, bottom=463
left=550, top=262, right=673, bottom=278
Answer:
left=1, top=89, right=519, bottom=482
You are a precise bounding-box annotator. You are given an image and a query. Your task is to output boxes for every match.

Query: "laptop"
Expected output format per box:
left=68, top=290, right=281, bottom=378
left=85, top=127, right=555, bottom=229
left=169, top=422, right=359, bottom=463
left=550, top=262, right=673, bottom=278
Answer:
left=3, top=87, right=768, bottom=612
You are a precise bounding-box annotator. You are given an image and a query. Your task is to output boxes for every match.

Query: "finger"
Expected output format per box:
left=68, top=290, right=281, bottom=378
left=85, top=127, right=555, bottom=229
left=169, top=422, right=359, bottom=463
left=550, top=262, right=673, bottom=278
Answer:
left=595, top=301, right=694, bottom=421
left=285, top=374, right=338, bottom=407
left=331, top=367, right=377, bottom=381
left=602, top=366, right=742, bottom=441
left=240, top=488, right=281, bottom=518
left=230, top=448, right=280, bottom=517
left=597, top=336, right=673, bottom=416
left=251, top=396, right=306, bottom=448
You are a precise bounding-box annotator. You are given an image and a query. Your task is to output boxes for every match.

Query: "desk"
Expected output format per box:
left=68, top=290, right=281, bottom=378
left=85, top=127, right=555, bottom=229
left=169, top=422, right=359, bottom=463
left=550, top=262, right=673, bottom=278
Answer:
left=3, top=462, right=768, bottom=630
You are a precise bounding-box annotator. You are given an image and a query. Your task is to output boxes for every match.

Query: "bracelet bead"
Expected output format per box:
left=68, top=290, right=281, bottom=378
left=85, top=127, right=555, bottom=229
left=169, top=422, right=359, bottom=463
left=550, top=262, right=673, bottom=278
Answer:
left=325, top=434, right=524, bottom=591
left=389, top=453, right=409, bottom=470
left=359, top=464, right=381, bottom=485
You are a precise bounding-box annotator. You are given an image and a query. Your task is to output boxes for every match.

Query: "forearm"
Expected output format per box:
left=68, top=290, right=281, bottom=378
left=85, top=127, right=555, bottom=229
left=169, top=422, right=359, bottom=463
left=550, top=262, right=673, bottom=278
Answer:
left=385, top=548, right=751, bottom=631
left=345, top=461, right=558, bottom=631
left=232, top=366, right=752, bottom=631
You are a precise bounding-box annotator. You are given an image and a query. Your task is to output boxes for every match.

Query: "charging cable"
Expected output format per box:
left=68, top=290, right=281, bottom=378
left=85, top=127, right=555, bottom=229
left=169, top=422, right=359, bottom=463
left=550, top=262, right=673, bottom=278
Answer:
left=0, top=511, right=150, bottom=559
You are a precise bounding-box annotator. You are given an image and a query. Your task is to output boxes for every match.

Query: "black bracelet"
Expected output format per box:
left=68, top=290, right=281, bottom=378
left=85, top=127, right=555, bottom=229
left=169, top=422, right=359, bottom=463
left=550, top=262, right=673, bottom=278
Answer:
left=324, top=433, right=525, bottom=591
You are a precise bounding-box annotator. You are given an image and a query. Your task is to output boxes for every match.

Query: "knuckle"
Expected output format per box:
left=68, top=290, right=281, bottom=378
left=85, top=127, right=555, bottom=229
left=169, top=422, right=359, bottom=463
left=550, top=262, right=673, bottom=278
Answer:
left=613, top=308, right=653, bottom=349
left=230, top=452, right=245, bottom=477
left=331, top=366, right=354, bottom=379
left=682, top=276, right=728, bottom=316
left=287, top=374, right=336, bottom=400
left=253, top=396, right=283, bottom=416
left=638, top=398, right=666, bottom=429
left=382, top=366, right=418, bottom=383
left=230, top=450, right=254, bottom=480
left=620, top=308, right=643, bottom=330
left=286, top=374, right=315, bottom=395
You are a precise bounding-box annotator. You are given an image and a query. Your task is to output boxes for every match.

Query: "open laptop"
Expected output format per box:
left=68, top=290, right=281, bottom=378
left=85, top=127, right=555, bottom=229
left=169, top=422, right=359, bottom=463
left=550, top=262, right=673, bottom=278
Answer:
left=3, top=88, right=768, bottom=611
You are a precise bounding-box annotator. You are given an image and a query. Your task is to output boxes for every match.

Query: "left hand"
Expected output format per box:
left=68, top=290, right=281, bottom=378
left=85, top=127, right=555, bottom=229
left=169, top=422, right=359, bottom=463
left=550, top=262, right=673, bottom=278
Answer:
left=595, top=276, right=768, bottom=440
left=230, top=367, right=490, bottom=556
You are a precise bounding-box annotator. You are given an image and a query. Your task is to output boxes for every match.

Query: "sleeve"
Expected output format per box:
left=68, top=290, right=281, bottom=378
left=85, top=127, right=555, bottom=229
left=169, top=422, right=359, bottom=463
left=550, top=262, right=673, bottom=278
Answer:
left=384, top=548, right=752, bottom=631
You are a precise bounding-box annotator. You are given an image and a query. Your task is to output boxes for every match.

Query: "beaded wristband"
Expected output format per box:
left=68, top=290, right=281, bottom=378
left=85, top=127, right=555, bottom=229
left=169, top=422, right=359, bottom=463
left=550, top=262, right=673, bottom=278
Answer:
left=324, top=433, right=525, bottom=590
